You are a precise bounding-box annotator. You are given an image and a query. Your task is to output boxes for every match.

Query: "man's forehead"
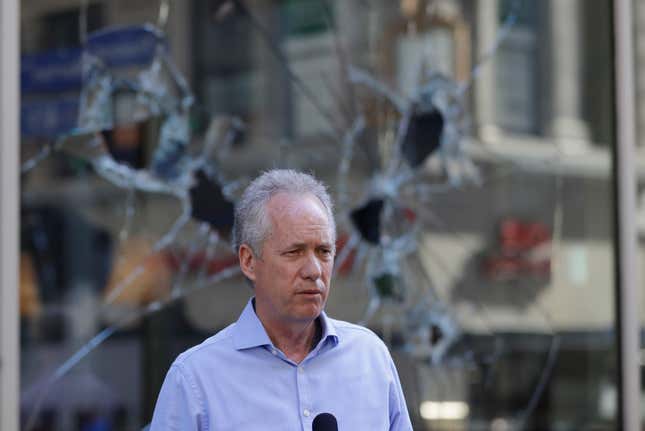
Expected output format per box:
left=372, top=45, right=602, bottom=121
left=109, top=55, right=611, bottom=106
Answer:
left=266, top=192, right=333, bottom=239
left=266, top=192, right=327, bottom=217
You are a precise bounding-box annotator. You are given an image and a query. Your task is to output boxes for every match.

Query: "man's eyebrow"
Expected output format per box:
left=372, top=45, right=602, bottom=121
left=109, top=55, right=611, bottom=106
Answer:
left=279, top=243, right=306, bottom=251
left=279, top=241, right=334, bottom=251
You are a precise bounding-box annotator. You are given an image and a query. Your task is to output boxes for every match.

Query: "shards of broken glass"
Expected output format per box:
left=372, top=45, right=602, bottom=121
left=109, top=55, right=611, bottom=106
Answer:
left=366, top=233, right=417, bottom=303
left=348, top=66, right=480, bottom=187
left=347, top=168, right=445, bottom=318
left=48, top=24, right=237, bottom=237
left=22, top=24, right=241, bottom=325
left=334, top=0, right=533, bottom=367
left=404, top=301, right=461, bottom=365
left=335, top=63, right=482, bottom=359
left=22, top=24, right=244, bottom=429
left=341, top=67, right=480, bottom=269
left=76, top=24, right=194, bottom=185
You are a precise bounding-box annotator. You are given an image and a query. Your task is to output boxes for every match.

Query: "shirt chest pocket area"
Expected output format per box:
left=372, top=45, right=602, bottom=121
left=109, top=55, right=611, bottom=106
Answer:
left=341, top=371, right=389, bottom=411
left=332, top=374, right=392, bottom=431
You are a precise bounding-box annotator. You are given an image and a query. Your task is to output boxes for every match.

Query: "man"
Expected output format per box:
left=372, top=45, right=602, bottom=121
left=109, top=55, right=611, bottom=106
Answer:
left=150, top=169, right=413, bottom=430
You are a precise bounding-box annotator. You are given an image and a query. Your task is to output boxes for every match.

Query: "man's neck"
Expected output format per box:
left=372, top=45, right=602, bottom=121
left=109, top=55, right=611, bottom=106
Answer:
left=260, top=315, right=322, bottom=364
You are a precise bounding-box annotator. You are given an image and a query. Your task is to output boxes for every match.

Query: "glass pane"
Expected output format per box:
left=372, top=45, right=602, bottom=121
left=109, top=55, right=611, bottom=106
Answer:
left=19, top=0, right=618, bottom=429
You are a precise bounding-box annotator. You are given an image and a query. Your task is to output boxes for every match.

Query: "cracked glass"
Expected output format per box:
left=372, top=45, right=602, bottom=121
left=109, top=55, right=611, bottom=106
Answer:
left=19, top=0, right=618, bottom=430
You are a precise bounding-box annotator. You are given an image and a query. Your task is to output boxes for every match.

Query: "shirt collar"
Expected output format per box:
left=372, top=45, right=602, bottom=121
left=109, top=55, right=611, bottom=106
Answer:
left=232, top=297, right=340, bottom=351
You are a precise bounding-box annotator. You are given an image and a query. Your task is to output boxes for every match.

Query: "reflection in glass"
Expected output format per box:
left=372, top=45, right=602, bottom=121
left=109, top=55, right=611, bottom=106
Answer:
left=19, top=0, right=618, bottom=430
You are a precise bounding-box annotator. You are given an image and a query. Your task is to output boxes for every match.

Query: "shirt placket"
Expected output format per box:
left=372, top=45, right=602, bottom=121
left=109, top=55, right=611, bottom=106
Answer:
left=296, top=361, right=313, bottom=431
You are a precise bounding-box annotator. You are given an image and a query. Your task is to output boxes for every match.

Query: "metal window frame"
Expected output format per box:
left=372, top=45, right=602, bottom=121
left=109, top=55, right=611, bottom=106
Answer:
left=612, top=0, right=641, bottom=430
left=0, top=0, right=19, bottom=430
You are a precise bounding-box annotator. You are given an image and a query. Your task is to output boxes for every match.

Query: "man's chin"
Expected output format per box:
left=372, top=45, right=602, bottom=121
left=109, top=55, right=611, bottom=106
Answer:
left=291, top=304, right=324, bottom=321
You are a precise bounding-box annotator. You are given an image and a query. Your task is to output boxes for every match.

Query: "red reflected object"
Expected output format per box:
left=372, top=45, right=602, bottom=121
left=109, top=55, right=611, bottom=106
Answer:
left=482, top=218, right=552, bottom=281
left=335, top=233, right=357, bottom=275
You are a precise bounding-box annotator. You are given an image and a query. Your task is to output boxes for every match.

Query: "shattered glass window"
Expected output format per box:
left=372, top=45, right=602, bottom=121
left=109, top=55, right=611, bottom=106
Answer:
left=20, top=0, right=620, bottom=430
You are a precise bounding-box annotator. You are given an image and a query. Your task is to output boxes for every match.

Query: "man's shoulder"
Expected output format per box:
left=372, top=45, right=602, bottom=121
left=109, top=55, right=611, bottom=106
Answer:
left=172, top=323, right=237, bottom=369
left=328, top=317, right=389, bottom=351
left=329, top=317, right=375, bottom=335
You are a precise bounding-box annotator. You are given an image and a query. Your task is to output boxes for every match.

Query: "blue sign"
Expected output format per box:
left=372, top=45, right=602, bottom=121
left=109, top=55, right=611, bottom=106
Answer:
left=21, top=97, right=79, bottom=138
left=21, top=47, right=83, bottom=94
left=21, top=25, right=166, bottom=137
left=22, top=25, right=164, bottom=94
left=86, top=24, right=163, bottom=69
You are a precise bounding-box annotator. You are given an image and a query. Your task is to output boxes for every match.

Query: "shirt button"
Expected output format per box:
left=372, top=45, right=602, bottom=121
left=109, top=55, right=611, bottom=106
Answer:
left=303, top=409, right=310, bottom=417
left=298, top=366, right=304, bottom=373
left=271, top=349, right=277, bottom=355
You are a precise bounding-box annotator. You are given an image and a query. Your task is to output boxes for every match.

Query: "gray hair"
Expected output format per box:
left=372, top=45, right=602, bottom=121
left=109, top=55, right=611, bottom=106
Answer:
left=233, top=169, right=336, bottom=255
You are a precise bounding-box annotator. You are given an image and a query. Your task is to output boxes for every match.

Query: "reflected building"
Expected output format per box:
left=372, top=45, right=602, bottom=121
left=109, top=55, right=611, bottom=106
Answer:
left=16, top=0, right=638, bottom=430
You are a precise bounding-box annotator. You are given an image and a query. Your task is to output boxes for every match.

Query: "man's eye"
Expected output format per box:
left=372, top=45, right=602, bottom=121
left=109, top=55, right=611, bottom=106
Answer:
left=319, top=248, right=333, bottom=257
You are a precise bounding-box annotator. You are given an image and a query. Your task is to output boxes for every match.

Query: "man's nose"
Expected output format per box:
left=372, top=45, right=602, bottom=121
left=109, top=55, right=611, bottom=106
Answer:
left=300, top=252, right=322, bottom=280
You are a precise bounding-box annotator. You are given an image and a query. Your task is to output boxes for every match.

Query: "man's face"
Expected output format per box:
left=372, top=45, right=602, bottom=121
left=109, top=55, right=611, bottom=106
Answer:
left=240, top=192, right=335, bottom=328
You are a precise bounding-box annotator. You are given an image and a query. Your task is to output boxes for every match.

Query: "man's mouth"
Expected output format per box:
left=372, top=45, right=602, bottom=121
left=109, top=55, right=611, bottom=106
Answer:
left=297, top=280, right=326, bottom=296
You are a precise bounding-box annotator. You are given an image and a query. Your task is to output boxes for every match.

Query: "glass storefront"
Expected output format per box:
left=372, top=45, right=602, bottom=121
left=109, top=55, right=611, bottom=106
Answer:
left=17, top=0, right=626, bottom=429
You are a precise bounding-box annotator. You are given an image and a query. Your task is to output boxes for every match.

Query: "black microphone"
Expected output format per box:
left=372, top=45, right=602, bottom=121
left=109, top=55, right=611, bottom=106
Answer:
left=312, top=413, right=338, bottom=431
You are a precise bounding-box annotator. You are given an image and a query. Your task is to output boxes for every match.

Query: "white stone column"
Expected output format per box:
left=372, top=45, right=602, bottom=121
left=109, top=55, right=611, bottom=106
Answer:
left=547, top=0, right=590, bottom=150
left=474, top=0, right=501, bottom=143
left=0, top=0, right=19, bottom=430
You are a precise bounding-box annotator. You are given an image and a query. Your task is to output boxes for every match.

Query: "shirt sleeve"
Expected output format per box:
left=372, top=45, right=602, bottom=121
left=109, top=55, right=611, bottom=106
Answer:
left=149, top=364, right=207, bottom=431
left=388, top=355, right=414, bottom=431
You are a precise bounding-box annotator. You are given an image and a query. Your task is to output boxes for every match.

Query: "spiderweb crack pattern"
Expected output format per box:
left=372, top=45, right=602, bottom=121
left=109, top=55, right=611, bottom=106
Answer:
left=21, top=1, right=564, bottom=430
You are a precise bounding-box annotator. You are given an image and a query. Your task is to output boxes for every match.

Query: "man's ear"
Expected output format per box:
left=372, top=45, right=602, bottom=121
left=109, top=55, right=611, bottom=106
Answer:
left=238, top=244, right=257, bottom=282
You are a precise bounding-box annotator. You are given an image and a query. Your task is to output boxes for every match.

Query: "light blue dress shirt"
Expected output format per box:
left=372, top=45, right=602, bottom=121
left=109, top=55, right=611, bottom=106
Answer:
left=150, top=298, right=413, bottom=431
